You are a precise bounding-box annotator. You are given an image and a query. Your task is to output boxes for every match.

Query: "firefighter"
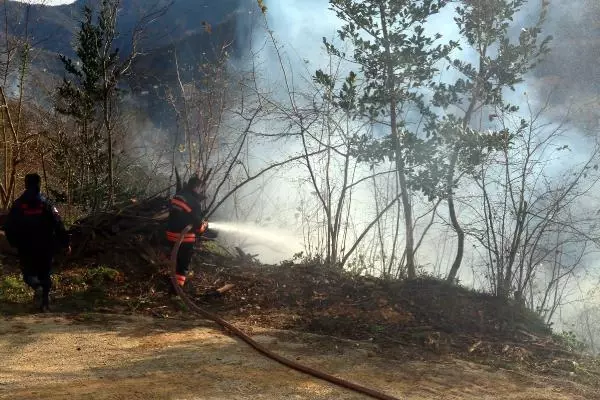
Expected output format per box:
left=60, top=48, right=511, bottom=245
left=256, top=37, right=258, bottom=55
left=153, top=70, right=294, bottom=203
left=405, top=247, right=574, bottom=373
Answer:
left=4, top=173, right=71, bottom=312
left=165, top=175, right=209, bottom=289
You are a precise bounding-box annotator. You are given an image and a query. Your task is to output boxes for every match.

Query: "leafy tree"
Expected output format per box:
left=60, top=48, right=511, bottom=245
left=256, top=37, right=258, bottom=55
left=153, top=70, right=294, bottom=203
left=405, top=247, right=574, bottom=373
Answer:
left=55, top=5, right=102, bottom=208
left=315, top=0, right=456, bottom=278
left=56, top=0, right=136, bottom=209
left=435, top=0, right=552, bottom=284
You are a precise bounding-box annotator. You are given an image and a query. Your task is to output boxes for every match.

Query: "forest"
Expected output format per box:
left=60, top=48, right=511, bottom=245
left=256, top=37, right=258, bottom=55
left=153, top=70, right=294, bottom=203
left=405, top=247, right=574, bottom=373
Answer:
left=0, top=0, right=599, bottom=379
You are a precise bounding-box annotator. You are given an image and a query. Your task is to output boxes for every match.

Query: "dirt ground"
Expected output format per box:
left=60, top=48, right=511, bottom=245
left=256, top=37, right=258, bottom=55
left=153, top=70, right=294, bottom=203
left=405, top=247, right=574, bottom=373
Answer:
left=1, top=313, right=596, bottom=400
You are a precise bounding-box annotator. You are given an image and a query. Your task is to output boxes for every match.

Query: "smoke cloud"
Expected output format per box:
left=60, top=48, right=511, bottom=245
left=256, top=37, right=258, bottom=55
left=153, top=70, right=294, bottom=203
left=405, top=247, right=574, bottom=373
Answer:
left=532, top=0, right=600, bottom=130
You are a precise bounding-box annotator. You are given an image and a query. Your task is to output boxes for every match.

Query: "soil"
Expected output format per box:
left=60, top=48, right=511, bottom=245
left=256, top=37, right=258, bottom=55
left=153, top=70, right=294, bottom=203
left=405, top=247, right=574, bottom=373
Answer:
left=1, top=314, right=597, bottom=400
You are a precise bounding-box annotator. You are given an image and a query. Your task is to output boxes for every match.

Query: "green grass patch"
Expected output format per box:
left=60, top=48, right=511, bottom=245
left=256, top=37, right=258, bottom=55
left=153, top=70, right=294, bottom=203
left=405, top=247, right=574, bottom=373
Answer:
left=0, top=274, right=30, bottom=303
left=83, top=266, right=123, bottom=287
left=201, top=240, right=232, bottom=258
left=553, top=330, right=587, bottom=353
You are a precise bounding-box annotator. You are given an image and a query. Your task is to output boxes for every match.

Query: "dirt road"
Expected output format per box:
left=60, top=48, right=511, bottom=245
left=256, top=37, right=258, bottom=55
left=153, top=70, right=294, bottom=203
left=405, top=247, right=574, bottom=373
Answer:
left=0, top=314, right=594, bottom=400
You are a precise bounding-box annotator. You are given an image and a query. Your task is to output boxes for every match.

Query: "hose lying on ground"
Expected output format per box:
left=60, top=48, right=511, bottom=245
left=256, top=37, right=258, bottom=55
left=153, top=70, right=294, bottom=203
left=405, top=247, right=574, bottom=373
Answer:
left=169, top=225, right=402, bottom=400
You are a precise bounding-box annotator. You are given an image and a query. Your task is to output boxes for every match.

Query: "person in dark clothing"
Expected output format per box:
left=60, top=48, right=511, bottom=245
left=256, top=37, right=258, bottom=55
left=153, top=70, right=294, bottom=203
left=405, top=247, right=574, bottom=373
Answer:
left=4, top=173, right=71, bottom=312
left=165, top=175, right=209, bottom=288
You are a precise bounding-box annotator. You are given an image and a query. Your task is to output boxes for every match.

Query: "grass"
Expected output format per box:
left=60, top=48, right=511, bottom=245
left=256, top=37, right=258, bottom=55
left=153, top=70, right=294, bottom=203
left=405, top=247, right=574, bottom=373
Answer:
left=553, top=330, right=588, bottom=353
left=52, top=265, right=122, bottom=294
left=0, top=274, right=30, bottom=303
left=83, top=266, right=122, bottom=287
left=0, top=264, right=126, bottom=315
left=200, top=240, right=232, bottom=258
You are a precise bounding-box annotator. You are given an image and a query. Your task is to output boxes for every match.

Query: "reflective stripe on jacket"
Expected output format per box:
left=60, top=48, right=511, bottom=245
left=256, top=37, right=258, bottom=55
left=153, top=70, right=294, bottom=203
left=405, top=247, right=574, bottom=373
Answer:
left=4, top=189, right=70, bottom=252
left=20, top=203, right=44, bottom=216
left=166, top=189, right=206, bottom=241
left=171, top=197, right=192, bottom=213
left=165, top=231, right=196, bottom=243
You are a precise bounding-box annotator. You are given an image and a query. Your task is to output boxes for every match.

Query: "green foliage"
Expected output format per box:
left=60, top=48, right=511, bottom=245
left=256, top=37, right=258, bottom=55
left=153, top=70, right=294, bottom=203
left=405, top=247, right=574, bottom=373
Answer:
left=435, top=0, right=551, bottom=109
left=0, top=275, right=29, bottom=303
left=55, top=0, right=125, bottom=210
left=438, top=0, right=551, bottom=136
left=321, top=0, right=457, bottom=122
left=313, top=0, right=553, bottom=282
left=437, top=0, right=552, bottom=282
left=314, top=0, right=462, bottom=278
left=370, top=324, right=385, bottom=334
left=279, top=251, right=327, bottom=267
left=436, top=0, right=552, bottom=186
left=84, top=266, right=121, bottom=287
left=113, top=161, right=170, bottom=201
left=56, top=5, right=109, bottom=121
left=318, top=0, right=552, bottom=198
left=316, top=0, right=458, bottom=207
left=553, top=331, right=587, bottom=353
left=201, top=240, right=232, bottom=258
left=437, top=115, right=513, bottom=182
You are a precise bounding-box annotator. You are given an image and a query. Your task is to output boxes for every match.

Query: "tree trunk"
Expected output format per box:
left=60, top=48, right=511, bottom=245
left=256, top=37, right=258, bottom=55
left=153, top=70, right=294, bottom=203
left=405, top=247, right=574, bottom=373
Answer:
left=502, top=201, right=527, bottom=298
left=396, top=147, right=416, bottom=278
left=445, top=40, right=488, bottom=282
left=104, top=98, right=114, bottom=207
left=445, top=148, right=464, bottom=283
left=379, top=4, right=416, bottom=279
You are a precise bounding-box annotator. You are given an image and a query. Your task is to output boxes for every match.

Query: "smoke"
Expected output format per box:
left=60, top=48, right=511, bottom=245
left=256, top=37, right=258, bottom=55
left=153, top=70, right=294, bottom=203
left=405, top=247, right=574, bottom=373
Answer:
left=263, top=0, right=339, bottom=60
left=241, top=2, right=479, bottom=274
left=235, top=0, right=599, bottom=327
left=531, top=0, right=600, bottom=130
left=209, top=221, right=303, bottom=264
left=532, top=1, right=600, bottom=337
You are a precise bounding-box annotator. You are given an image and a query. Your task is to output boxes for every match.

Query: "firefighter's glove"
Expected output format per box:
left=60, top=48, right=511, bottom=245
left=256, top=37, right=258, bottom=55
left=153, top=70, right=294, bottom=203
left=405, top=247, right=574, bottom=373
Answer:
left=198, top=220, right=209, bottom=235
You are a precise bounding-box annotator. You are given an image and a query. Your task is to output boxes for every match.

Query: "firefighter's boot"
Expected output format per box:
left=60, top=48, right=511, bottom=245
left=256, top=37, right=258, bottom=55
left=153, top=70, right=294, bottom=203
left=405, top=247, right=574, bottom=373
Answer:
left=40, top=297, right=51, bottom=313
left=33, top=286, right=43, bottom=309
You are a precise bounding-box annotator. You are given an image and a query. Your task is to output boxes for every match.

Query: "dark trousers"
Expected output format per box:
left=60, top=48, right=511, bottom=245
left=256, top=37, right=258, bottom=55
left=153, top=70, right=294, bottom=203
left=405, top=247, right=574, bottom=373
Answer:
left=19, top=251, right=53, bottom=303
left=175, top=242, right=194, bottom=276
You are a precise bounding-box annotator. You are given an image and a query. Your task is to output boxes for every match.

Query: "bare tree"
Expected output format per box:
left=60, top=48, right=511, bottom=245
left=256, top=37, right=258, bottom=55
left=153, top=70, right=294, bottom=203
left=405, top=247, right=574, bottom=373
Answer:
left=0, top=1, right=46, bottom=209
left=464, top=96, right=600, bottom=305
left=573, top=304, right=600, bottom=354
left=162, top=16, right=328, bottom=234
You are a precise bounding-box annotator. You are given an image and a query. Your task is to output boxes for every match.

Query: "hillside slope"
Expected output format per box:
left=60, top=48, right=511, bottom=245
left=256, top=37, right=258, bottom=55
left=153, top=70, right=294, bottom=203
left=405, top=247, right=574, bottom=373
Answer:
left=1, top=0, right=253, bottom=125
left=4, top=0, right=243, bottom=56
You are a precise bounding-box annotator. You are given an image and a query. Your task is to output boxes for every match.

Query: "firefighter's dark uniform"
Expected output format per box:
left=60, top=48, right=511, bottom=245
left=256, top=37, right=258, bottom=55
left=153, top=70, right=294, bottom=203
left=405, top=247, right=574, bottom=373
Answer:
left=4, top=188, right=70, bottom=309
left=165, top=188, right=208, bottom=287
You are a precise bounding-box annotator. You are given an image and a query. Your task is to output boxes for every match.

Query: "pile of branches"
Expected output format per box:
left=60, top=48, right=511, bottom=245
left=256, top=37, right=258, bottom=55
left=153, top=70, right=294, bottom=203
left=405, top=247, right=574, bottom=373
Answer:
left=68, top=196, right=171, bottom=264
left=67, top=169, right=216, bottom=265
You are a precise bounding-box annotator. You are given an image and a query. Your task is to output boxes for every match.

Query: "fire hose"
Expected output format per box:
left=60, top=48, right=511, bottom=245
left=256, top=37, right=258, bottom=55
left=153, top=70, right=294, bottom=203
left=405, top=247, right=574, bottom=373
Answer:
left=169, top=225, right=402, bottom=400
